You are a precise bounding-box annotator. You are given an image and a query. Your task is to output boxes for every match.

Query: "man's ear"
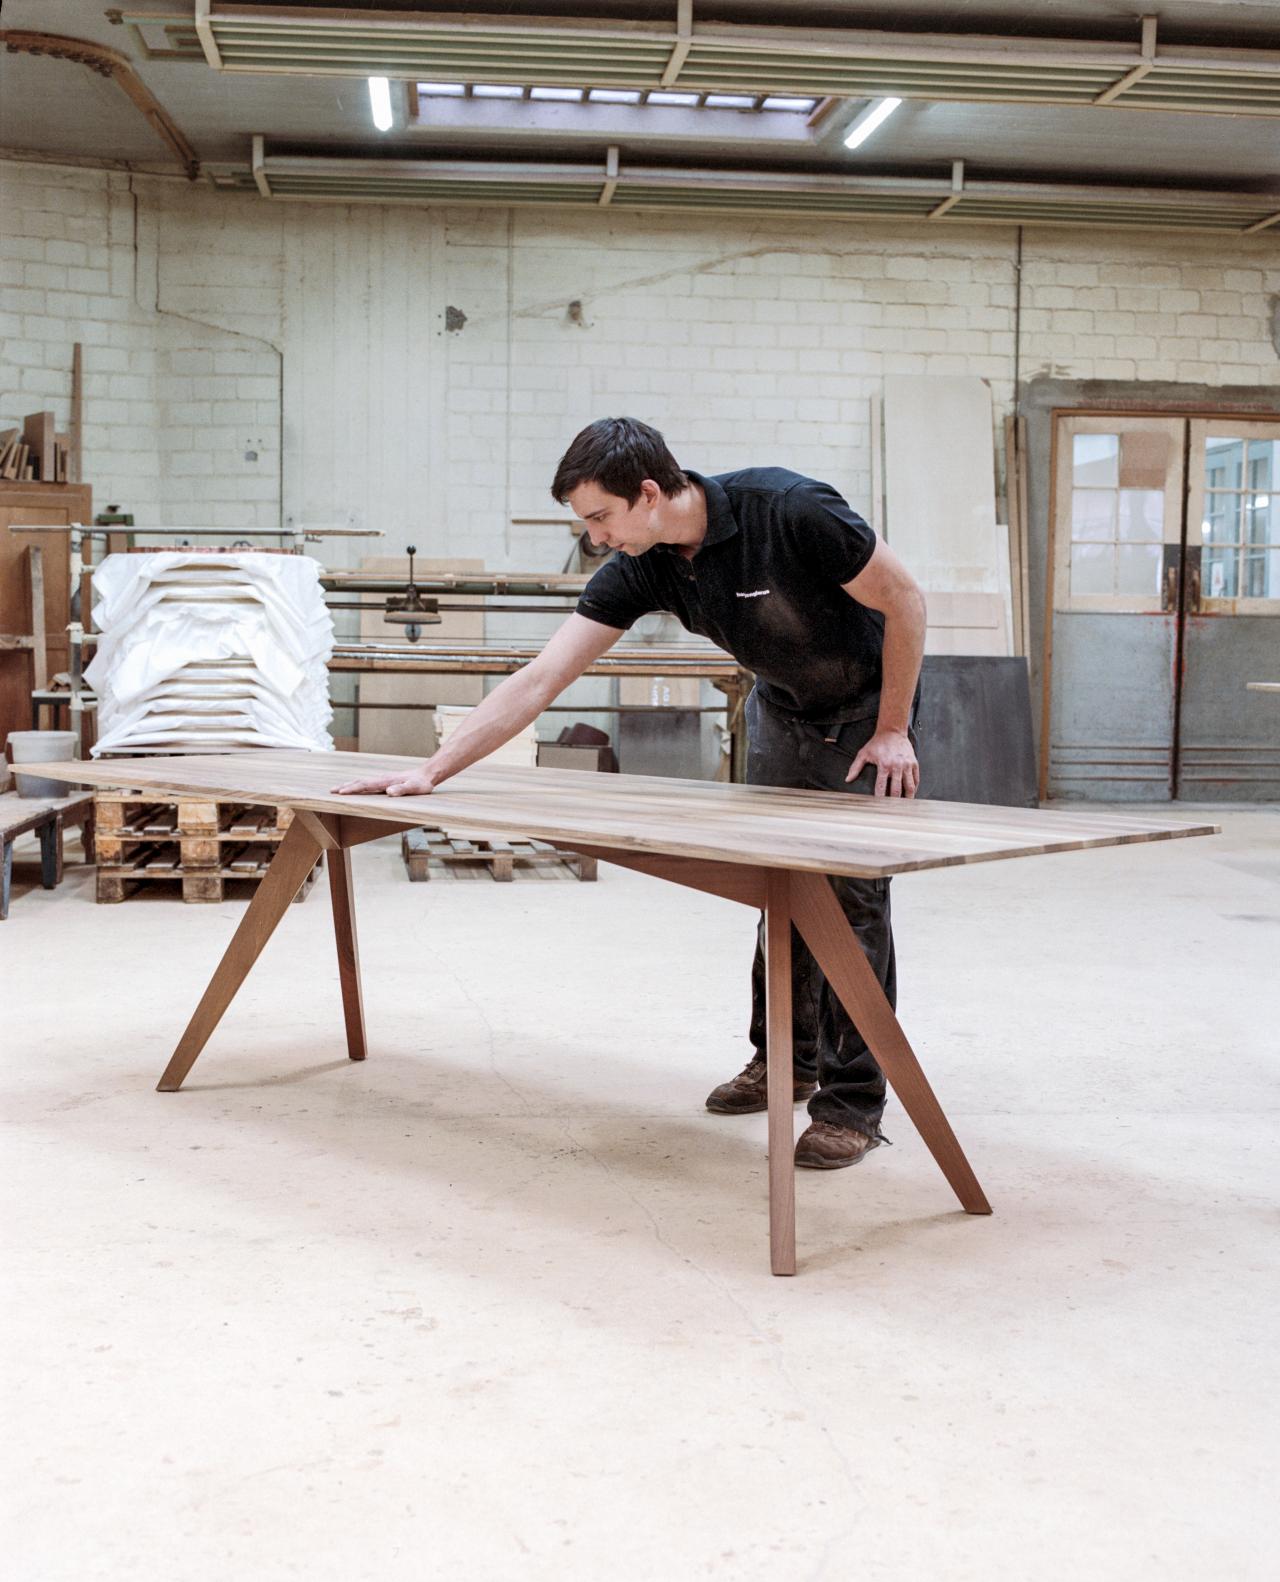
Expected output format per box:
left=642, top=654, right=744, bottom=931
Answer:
left=640, top=478, right=661, bottom=507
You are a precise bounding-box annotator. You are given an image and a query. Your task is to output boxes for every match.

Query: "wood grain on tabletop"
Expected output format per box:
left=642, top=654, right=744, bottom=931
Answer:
left=32, top=751, right=1220, bottom=880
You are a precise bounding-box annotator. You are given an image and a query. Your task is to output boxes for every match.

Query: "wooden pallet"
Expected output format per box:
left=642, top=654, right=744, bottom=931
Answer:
left=96, top=857, right=319, bottom=905
left=95, top=792, right=293, bottom=839
left=93, top=790, right=311, bottom=903
left=401, top=826, right=597, bottom=883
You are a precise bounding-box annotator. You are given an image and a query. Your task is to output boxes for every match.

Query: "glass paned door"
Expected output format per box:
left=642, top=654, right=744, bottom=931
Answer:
left=1047, top=415, right=1185, bottom=800
left=1178, top=420, right=1280, bottom=800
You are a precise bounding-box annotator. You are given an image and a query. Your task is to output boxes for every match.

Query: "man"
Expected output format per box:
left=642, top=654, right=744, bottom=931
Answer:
left=335, top=417, right=926, bottom=1170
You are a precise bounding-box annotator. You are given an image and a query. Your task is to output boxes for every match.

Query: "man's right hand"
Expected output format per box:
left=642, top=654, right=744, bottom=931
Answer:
left=331, top=770, right=437, bottom=797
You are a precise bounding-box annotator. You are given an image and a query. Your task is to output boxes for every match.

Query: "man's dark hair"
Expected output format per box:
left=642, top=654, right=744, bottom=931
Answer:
left=551, top=417, right=688, bottom=507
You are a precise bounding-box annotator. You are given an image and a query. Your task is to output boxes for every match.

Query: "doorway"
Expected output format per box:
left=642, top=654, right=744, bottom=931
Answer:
left=1043, top=411, right=1280, bottom=802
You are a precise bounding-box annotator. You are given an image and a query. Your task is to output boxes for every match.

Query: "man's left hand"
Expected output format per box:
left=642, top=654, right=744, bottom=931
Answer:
left=847, top=729, right=919, bottom=798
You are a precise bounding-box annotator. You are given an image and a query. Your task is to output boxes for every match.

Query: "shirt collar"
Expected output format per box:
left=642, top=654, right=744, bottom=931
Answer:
left=683, top=469, right=739, bottom=550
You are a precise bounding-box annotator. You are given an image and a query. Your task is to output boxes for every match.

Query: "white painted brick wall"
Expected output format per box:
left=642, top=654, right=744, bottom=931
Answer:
left=3, top=155, right=1278, bottom=576
left=0, top=161, right=280, bottom=530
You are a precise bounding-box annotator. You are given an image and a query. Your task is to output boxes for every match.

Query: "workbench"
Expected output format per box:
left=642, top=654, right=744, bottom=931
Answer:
left=329, top=642, right=752, bottom=779
left=0, top=789, right=95, bottom=919
left=37, top=751, right=1216, bottom=1274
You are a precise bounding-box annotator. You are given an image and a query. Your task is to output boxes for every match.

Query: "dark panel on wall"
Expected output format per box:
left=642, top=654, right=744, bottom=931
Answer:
left=917, top=655, right=1038, bottom=807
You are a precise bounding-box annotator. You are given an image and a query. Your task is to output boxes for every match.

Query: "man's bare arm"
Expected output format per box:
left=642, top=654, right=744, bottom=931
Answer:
left=332, top=613, right=626, bottom=795
left=840, top=538, right=927, bottom=798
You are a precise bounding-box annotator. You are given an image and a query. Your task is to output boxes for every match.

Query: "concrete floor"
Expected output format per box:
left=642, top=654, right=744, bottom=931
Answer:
left=2, top=808, right=1276, bottom=1581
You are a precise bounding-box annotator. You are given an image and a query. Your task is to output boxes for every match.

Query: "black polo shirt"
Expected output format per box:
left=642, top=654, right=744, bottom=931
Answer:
left=576, top=467, right=891, bottom=721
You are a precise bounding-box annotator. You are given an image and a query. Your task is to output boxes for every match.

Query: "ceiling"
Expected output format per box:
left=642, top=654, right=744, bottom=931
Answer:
left=0, top=2, right=1277, bottom=232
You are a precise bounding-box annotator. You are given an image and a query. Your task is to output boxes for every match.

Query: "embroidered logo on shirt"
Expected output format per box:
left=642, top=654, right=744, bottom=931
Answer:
left=736, top=589, right=772, bottom=598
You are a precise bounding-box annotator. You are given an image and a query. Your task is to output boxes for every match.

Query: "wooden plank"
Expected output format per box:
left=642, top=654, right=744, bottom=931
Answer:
left=70, top=344, right=82, bottom=485
left=22, top=412, right=55, bottom=482
left=32, top=751, right=1219, bottom=882
left=1015, top=414, right=1031, bottom=659
left=26, top=544, right=47, bottom=690
left=0, top=481, right=91, bottom=749
left=331, top=644, right=741, bottom=680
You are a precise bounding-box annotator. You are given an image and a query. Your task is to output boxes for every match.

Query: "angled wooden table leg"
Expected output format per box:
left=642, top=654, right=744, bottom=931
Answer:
left=326, top=842, right=367, bottom=1062
left=764, top=871, right=797, bottom=1276
left=791, top=871, right=991, bottom=1216
left=157, top=820, right=323, bottom=1093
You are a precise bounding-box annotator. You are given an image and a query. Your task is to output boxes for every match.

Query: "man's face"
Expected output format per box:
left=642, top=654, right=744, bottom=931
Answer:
left=567, top=479, right=664, bottom=556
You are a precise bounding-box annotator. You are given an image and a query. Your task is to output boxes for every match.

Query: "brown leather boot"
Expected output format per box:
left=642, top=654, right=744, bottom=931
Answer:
left=705, top=1057, right=817, bottom=1115
left=794, top=1120, right=882, bottom=1170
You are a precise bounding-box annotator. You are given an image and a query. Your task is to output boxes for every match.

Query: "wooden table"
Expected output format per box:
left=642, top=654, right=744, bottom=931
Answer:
left=36, top=751, right=1217, bottom=1275
left=0, top=789, right=95, bottom=919
left=329, top=643, right=753, bottom=778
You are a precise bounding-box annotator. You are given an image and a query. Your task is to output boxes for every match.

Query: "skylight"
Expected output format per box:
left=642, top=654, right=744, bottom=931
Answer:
left=416, top=83, right=817, bottom=113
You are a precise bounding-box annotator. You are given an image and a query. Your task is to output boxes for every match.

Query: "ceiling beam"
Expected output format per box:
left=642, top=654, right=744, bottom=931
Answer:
left=1093, top=15, right=1157, bottom=106
left=169, top=5, right=1280, bottom=119
left=599, top=145, right=620, bottom=206
left=193, top=0, right=223, bottom=69
left=229, top=143, right=1280, bottom=234
left=927, top=159, right=965, bottom=220
left=659, top=0, right=693, bottom=90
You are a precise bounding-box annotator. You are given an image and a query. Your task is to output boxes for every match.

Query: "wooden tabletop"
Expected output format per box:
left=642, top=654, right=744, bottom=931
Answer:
left=33, top=751, right=1218, bottom=879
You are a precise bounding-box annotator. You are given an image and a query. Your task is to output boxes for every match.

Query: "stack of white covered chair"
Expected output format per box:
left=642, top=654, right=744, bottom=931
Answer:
left=87, top=551, right=335, bottom=756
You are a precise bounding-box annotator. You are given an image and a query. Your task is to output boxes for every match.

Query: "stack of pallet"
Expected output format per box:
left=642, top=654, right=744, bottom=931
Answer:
left=0, top=412, right=70, bottom=482
left=94, top=789, right=318, bottom=904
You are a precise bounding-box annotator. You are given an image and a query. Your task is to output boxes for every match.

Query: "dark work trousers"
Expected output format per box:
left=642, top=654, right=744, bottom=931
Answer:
left=746, top=687, right=916, bottom=1139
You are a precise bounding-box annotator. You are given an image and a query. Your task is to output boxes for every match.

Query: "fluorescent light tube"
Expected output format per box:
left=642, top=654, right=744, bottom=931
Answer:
left=843, top=96, right=902, bottom=150
left=368, top=76, right=393, bottom=131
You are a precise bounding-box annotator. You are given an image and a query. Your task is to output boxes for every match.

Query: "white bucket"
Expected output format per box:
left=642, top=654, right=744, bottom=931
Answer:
left=6, top=730, right=81, bottom=799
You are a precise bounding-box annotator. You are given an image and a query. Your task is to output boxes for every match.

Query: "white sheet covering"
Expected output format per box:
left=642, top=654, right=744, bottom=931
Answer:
left=88, top=552, right=335, bottom=756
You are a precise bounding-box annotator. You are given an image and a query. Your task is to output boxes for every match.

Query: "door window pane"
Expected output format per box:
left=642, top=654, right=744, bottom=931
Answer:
left=1245, top=494, right=1272, bottom=547
left=1202, top=491, right=1239, bottom=548
left=1116, top=544, right=1162, bottom=597
left=1073, top=434, right=1119, bottom=487
left=1118, top=430, right=1170, bottom=489
left=1247, top=439, right=1278, bottom=492
left=1071, top=543, right=1113, bottom=595
left=1204, top=547, right=1238, bottom=598
left=1240, top=544, right=1272, bottom=594
left=1205, top=437, right=1243, bottom=490
left=1071, top=489, right=1115, bottom=541
left=1118, top=489, right=1163, bottom=542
